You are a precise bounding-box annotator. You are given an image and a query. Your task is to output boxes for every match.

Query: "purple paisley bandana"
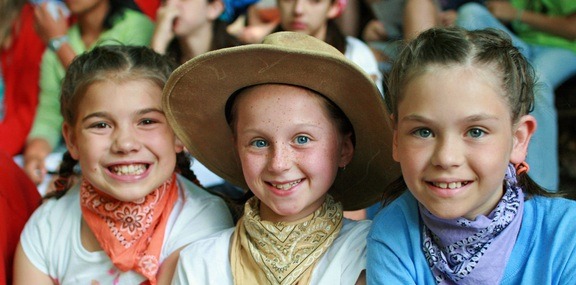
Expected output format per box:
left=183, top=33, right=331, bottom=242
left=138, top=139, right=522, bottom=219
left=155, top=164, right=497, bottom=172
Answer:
left=420, top=163, right=524, bottom=284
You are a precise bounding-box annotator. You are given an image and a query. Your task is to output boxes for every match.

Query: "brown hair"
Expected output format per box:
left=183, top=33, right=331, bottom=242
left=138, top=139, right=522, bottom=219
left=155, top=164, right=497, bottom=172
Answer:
left=48, top=45, right=200, bottom=199
left=382, top=27, right=553, bottom=206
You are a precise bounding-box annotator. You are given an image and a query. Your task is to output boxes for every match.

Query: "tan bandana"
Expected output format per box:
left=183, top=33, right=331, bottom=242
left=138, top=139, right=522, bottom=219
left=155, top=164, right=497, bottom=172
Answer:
left=80, top=174, right=178, bottom=284
left=231, top=195, right=343, bottom=285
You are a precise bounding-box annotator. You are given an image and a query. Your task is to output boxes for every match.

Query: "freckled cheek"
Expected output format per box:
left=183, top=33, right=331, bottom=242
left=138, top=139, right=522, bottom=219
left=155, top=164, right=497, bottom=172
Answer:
left=239, top=154, right=265, bottom=180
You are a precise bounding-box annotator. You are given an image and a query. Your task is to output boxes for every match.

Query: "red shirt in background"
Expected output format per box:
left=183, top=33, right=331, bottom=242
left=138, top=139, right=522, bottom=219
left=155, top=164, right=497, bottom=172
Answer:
left=0, top=4, right=45, bottom=156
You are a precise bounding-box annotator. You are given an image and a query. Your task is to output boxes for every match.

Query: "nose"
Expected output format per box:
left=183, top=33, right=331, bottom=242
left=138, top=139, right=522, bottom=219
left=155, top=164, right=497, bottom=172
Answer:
left=111, top=126, right=141, bottom=154
left=430, top=136, right=463, bottom=169
left=267, top=142, right=292, bottom=173
left=293, top=0, right=305, bottom=15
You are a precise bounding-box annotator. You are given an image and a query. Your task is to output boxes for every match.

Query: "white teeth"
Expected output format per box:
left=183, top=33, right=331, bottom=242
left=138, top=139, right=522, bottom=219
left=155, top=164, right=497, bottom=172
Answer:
left=272, top=179, right=302, bottom=190
left=111, top=164, right=146, bottom=175
left=433, top=181, right=463, bottom=189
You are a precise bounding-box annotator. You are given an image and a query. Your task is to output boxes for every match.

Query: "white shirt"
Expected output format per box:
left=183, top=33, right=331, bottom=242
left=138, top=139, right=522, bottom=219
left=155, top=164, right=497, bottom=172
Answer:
left=345, top=36, right=384, bottom=95
left=20, top=176, right=234, bottom=284
left=172, top=218, right=371, bottom=285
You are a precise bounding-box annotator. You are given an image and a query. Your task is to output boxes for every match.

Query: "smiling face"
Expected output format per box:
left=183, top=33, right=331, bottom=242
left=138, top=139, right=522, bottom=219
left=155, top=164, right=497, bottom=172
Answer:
left=232, top=84, right=353, bottom=222
left=277, top=0, right=339, bottom=40
left=393, top=65, right=529, bottom=220
left=63, top=79, right=183, bottom=202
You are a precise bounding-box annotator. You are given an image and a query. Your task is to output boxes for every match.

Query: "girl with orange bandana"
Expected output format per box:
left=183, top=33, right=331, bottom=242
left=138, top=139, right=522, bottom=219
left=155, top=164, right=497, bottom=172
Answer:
left=13, top=45, right=234, bottom=285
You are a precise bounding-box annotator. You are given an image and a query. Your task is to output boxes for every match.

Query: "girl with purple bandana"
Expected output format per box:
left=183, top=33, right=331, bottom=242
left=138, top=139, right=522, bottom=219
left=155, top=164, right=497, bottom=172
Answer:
left=367, top=27, right=576, bottom=284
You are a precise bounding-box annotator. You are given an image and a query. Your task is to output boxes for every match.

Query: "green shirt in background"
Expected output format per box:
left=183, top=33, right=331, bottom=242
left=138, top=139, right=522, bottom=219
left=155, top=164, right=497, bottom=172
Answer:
left=28, top=8, right=155, bottom=148
left=512, top=0, right=576, bottom=53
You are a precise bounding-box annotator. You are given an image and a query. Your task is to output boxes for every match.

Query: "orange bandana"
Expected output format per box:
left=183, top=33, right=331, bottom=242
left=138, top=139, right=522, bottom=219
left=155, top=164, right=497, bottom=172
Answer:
left=80, top=174, right=178, bottom=284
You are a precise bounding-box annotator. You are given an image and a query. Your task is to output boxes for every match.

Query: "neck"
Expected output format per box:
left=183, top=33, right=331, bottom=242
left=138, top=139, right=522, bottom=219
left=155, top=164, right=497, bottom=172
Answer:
left=77, top=1, right=109, bottom=40
left=258, top=194, right=327, bottom=223
left=178, top=23, right=214, bottom=63
left=311, top=22, right=328, bottom=42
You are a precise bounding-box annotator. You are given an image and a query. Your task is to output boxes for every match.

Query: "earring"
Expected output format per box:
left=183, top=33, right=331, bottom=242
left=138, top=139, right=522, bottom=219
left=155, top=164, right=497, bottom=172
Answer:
left=514, top=161, right=530, bottom=175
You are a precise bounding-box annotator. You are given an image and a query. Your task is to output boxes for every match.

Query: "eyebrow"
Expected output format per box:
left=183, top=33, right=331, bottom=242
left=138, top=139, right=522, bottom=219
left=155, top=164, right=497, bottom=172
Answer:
left=81, top=108, right=164, bottom=123
left=401, top=113, right=500, bottom=123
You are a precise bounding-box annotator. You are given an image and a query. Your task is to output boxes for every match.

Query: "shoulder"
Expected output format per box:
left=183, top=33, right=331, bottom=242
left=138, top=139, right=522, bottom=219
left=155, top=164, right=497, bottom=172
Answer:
left=327, top=219, right=371, bottom=254
left=161, top=177, right=233, bottom=255
left=104, top=9, right=154, bottom=44
left=311, top=219, right=371, bottom=284
left=369, top=191, right=419, bottom=241
left=115, top=8, right=153, bottom=24
left=502, top=196, right=576, bottom=284
left=344, top=36, right=375, bottom=58
left=173, top=228, right=235, bottom=285
left=522, top=195, right=576, bottom=235
left=19, top=187, right=81, bottom=274
left=524, top=195, right=576, bottom=223
left=179, top=228, right=235, bottom=259
left=177, top=176, right=234, bottom=217
left=339, top=218, right=371, bottom=239
left=27, top=187, right=80, bottom=226
left=328, top=218, right=371, bottom=255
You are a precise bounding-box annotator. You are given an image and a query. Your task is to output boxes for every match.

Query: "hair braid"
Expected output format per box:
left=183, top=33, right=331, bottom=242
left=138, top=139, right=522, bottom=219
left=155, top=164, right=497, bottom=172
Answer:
left=45, top=151, right=78, bottom=200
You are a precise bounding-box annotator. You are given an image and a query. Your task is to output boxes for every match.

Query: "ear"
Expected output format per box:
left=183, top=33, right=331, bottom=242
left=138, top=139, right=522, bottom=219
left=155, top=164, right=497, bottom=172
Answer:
left=207, top=0, right=225, bottom=20
left=338, top=132, right=354, bottom=168
left=327, top=1, right=340, bottom=19
left=510, top=114, right=537, bottom=164
left=62, top=122, right=80, bottom=160
left=174, top=136, right=185, bottom=153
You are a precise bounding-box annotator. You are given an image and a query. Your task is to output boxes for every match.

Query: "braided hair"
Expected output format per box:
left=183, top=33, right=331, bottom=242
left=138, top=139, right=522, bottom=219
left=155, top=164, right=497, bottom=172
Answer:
left=47, top=45, right=201, bottom=199
left=382, top=27, right=557, bottom=206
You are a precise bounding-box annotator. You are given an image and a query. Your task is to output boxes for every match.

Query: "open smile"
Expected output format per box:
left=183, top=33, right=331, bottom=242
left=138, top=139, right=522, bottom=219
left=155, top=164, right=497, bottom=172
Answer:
left=270, top=179, right=303, bottom=190
left=429, top=181, right=470, bottom=189
left=109, top=163, right=149, bottom=176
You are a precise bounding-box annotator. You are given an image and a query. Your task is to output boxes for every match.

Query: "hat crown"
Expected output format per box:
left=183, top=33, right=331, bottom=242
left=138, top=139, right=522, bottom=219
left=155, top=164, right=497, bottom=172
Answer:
left=262, top=32, right=344, bottom=59
left=163, top=32, right=400, bottom=210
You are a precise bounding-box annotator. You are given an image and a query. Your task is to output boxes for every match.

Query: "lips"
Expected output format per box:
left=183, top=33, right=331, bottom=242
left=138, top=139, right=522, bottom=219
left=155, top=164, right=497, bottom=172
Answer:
left=290, top=21, right=307, bottom=30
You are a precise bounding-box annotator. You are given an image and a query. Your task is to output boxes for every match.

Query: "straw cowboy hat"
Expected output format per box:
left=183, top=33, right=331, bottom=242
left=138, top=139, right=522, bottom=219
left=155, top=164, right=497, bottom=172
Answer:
left=163, top=31, right=400, bottom=210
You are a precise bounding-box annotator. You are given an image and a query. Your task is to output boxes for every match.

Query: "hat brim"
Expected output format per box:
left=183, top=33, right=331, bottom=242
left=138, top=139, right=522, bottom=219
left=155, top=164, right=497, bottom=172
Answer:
left=163, top=33, right=400, bottom=210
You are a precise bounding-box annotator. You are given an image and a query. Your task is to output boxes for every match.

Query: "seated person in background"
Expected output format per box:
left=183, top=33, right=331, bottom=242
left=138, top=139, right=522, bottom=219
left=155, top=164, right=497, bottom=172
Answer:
left=134, top=0, right=161, bottom=20
left=151, top=0, right=257, bottom=64
left=152, top=0, right=257, bottom=195
left=0, top=0, right=45, bottom=156
left=362, top=0, right=481, bottom=73
left=457, top=1, right=576, bottom=91
left=23, top=0, right=154, bottom=185
left=228, top=0, right=280, bottom=44
left=0, top=150, right=41, bottom=285
left=455, top=1, right=576, bottom=191
left=13, top=45, right=233, bottom=285
left=274, top=0, right=383, bottom=94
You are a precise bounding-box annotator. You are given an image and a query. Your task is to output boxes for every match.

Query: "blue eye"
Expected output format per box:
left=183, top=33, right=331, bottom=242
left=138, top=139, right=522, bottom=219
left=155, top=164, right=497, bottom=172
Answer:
left=414, top=128, right=433, bottom=138
left=295, top=136, right=310, bottom=145
left=468, top=128, right=485, bottom=138
left=251, top=139, right=268, bottom=148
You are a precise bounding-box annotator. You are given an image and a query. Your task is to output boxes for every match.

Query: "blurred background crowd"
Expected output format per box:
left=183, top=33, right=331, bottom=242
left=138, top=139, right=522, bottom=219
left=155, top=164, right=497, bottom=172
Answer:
left=1, top=0, right=575, bottom=282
